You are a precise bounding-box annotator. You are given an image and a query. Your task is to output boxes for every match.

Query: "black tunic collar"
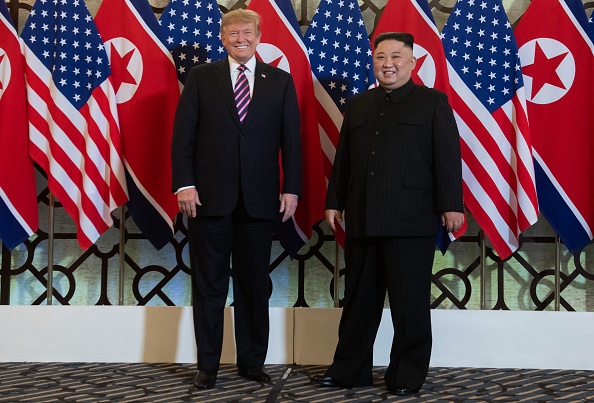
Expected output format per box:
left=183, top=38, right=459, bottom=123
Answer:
left=374, top=78, right=415, bottom=104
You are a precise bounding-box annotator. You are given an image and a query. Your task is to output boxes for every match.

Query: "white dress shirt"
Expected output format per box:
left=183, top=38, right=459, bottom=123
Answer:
left=229, top=56, right=256, bottom=97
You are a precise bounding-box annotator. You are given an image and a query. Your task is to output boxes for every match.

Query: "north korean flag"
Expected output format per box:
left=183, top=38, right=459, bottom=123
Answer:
left=96, top=0, right=180, bottom=249
left=516, top=0, right=594, bottom=252
left=0, top=3, right=38, bottom=250
left=248, top=0, right=326, bottom=257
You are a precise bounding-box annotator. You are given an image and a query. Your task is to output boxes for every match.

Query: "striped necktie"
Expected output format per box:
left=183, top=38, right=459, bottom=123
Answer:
left=234, top=64, right=250, bottom=123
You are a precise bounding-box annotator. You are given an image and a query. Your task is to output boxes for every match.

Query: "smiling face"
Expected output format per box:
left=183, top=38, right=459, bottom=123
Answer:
left=373, top=39, right=416, bottom=91
left=221, top=22, right=261, bottom=64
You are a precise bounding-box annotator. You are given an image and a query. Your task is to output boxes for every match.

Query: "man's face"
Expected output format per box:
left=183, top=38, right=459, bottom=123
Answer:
left=373, top=39, right=416, bottom=91
left=221, top=22, right=261, bottom=64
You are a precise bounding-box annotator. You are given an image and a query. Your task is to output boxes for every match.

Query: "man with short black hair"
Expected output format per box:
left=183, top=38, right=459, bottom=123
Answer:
left=316, top=31, right=464, bottom=396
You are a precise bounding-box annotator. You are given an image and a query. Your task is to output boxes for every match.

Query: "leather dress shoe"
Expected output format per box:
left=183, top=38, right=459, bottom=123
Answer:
left=238, top=367, right=271, bottom=382
left=390, top=387, right=416, bottom=396
left=312, top=375, right=347, bottom=388
left=193, top=370, right=217, bottom=389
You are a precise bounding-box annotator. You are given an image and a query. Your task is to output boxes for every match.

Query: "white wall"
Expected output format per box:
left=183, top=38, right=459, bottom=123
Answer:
left=1, top=306, right=594, bottom=370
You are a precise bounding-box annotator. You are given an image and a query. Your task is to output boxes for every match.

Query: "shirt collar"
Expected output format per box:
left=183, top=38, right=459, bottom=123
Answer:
left=228, top=56, right=257, bottom=73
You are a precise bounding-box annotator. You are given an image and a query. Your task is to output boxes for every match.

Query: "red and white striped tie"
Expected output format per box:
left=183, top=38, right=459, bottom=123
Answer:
left=234, top=64, right=250, bottom=123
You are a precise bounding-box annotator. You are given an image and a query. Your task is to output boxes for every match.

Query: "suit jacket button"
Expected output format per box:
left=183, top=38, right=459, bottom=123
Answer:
left=370, top=171, right=375, bottom=176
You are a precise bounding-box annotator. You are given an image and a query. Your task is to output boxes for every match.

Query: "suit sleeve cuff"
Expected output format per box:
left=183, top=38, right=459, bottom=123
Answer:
left=175, top=185, right=195, bottom=194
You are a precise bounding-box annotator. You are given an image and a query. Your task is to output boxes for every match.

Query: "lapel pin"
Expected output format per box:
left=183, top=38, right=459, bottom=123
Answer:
left=261, top=73, right=266, bottom=78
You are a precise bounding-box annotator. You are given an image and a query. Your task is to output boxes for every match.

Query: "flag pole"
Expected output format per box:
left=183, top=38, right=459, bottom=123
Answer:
left=334, top=240, right=340, bottom=308
left=480, top=231, right=486, bottom=310
left=118, top=206, right=125, bottom=305
left=8, top=0, right=18, bottom=27
left=47, top=193, right=55, bottom=305
left=554, top=234, right=560, bottom=311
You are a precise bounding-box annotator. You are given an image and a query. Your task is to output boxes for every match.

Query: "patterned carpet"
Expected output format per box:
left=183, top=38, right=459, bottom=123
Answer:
left=0, top=363, right=593, bottom=402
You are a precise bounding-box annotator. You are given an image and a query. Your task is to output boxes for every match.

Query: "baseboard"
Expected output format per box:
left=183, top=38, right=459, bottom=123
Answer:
left=1, top=306, right=593, bottom=370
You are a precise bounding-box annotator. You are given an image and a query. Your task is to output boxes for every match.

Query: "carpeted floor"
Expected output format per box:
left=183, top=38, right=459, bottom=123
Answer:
left=0, top=363, right=593, bottom=402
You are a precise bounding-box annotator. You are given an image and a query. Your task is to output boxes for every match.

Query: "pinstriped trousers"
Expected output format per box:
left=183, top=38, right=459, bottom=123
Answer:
left=325, top=234, right=436, bottom=392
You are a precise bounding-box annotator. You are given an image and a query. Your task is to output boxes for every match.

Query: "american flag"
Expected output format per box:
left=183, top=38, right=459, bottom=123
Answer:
left=0, top=2, right=38, bottom=250
left=303, top=0, right=375, bottom=246
left=442, top=0, right=539, bottom=259
left=21, top=0, right=128, bottom=249
left=516, top=0, right=594, bottom=253
left=371, top=0, right=467, bottom=253
left=159, top=0, right=227, bottom=85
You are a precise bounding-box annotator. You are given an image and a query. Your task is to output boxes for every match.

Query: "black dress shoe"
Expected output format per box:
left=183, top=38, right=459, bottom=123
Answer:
left=312, top=375, right=347, bottom=388
left=238, top=367, right=271, bottom=382
left=390, top=387, right=416, bottom=396
left=193, top=370, right=217, bottom=389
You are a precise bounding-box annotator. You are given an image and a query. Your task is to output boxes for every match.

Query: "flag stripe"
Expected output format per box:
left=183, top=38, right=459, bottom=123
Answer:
left=24, top=50, right=122, bottom=248
left=448, top=75, right=521, bottom=228
left=249, top=0, right=327, bottom=257
left=89, top=83, right=128, bottom=205
left=28, top=124, right=99, bottom=247
left=96, top=0, right=180, bottom=249
left=560, top=0, right=594, bottom=50
left=25, top=59, right=117, bottom=215
left=515, top=0, right=592, bottom=253
left=27, top=96, right=111, bottom=239
left=534, top=151, right=592, bottom=249
left=0, top=196, right=33, bottom=249
left=0, top=4, right=38, bottom=249
left=22, top=0, right=127, bottom=249
left=458, top=133, right=519, bottom=236
left=461, top=159, right=516, bottom=256
left=443, top=0, right=539, bottom=260
left=128, top=0, right=174, bottom=60
left=304, top=0, right=374, bottom=248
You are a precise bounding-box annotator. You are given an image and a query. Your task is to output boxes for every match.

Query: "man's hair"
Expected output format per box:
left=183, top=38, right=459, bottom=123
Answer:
left=221, top=9, right=261, bottom=36
left=373, top=32, right=414, bottom=51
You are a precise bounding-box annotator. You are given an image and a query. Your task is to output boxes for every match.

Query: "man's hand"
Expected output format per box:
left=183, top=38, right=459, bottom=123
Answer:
left=325, top=209, right=343, bottom=232
left=177, top=188, right=201, bottom=218
left=279, top=194, right=298, bottom=222
left=442, top=211, right=464, bottom=233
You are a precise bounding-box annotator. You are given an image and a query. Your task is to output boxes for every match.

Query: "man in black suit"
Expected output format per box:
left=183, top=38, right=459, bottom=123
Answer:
left=171, top=9, right=302, bottom=389
left=316, top=32, right=464, bottom=396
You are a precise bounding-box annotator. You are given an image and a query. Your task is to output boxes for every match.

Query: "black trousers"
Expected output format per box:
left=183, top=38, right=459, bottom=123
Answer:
left=325, top=235, right=436, bottom=391
left=188, top=198, right=274, bottom=371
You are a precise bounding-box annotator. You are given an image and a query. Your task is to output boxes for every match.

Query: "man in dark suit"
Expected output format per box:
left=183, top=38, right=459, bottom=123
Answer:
left=171, top=9, right=302, bottom=389
left=316, top=32, right=464, bottom=396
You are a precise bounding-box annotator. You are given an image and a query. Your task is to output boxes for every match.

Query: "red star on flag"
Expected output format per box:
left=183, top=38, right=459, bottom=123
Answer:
left=110, top=44, right=137, bottom=94
left=412, top=53, right=427, bottom=85
left=522, top=41, right=568, bottom=98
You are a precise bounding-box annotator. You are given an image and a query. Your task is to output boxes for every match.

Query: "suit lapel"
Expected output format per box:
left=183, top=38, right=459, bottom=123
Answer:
left=215, top=59, right=242, bottom=127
